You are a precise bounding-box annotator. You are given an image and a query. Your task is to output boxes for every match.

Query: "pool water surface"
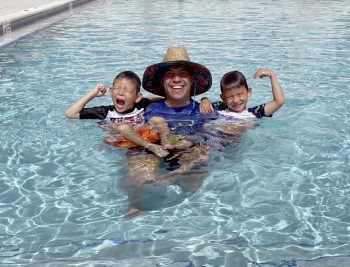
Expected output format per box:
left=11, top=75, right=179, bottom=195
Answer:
left=0, top=0, right=349, bottom=266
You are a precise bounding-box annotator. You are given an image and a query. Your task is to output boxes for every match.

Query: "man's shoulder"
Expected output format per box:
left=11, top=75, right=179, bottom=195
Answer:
left=135, top=98, right=152, bottom=109
left=146, top=99, right=166, bottom=109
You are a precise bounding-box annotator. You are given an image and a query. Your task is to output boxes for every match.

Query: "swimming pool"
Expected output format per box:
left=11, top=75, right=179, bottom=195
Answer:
left=0, top=0, right=349, bottom=265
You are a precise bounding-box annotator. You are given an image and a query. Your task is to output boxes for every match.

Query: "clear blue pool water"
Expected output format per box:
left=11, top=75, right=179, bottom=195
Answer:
left=0, top=0, right=349, bottom=266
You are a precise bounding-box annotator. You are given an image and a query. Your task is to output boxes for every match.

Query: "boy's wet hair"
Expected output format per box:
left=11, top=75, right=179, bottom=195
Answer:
left=113, top=71, right=141, bottom=93
left=220, top=70, right=249, bottom=93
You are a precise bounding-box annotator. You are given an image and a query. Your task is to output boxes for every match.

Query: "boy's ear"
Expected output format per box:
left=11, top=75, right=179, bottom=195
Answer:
left=109, top=87, right=113, bottom=95
left=135, top=92, right=143, bottom=103
left=220, top=93, right=224, bottom=101
left=248, top=87, right=252, bottom=96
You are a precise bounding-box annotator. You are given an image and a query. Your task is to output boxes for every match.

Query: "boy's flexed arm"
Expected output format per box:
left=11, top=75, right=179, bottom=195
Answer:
left=64, top=84, right=107, bottom=119
left=253, top=68, right=285, bottom=116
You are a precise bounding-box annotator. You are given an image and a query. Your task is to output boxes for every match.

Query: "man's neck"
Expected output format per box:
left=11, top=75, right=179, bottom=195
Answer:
left=165, top=98, right=191, bottom=108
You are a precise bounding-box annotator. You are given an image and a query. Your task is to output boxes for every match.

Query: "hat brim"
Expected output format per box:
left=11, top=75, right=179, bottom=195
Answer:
left=142, top=60, right=212, bottom=97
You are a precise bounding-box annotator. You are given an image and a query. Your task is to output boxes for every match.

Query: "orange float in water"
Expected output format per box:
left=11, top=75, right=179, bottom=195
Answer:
left=103, top=125, right=160, bottom=147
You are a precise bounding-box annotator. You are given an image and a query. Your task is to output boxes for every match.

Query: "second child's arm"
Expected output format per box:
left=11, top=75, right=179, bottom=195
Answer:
left=64, top=84, right=107, bottom=119
left=253, top=68, right=285, bottom=116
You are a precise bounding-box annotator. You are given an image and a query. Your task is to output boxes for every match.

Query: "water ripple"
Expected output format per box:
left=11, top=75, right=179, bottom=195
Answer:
left=0, top=0, right=349, bottom=265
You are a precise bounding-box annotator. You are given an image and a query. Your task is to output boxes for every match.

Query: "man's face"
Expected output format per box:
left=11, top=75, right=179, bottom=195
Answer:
left=161, top=66, right=193, bottom=103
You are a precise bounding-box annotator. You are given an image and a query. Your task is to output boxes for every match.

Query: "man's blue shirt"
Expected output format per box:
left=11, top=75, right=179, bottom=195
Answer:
left=145, top=99, right=215, bottom=134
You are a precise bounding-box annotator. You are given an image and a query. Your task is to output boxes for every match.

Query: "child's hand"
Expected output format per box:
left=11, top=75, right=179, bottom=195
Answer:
left=91, top=84, right=107, bottom=97
left=254, top=67, right=284, bottom=116
left=200, top=97, right=214, bottom=114
left=253, top=68, right=275, bottom=79
left=65, top=83, right=107, bottom=119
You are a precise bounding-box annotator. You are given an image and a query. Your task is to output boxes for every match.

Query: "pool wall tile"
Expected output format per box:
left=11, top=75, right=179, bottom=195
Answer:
left=0, top=0, right=96, bottom=47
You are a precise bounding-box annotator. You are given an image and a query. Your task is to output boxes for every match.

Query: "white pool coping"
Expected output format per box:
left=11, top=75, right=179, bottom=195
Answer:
left=0, top=0, right=97, bottom=47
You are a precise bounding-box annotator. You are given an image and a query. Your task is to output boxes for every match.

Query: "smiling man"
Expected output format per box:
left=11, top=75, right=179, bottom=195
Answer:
left=142, top=46, right=213, bottom=134
left=122, top=46, right=215, bottom=215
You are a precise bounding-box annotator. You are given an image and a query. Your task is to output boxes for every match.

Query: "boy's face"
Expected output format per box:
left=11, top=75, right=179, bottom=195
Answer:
left=109, top=78, right=142, bottom=113
left=220, top=86, right=252, bottom=113
left=161, top=66, right=193, bottom=103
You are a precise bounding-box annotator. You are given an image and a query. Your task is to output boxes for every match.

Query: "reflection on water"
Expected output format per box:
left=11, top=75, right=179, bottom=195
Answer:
left=0, top=0, right=349, bottom=265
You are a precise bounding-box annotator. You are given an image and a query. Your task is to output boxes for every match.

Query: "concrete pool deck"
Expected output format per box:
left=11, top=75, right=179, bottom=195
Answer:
left=0, top=0, right=96, bottom=47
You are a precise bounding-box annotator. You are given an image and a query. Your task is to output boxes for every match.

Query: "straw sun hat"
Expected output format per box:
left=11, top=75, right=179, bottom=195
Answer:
left=142, top=46, right=212, bottom=97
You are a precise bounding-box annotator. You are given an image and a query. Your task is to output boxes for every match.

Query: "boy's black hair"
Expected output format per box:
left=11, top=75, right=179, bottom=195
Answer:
left=220, top=70, right=249, bottom=93
left=113, top=71, right=141, bottom=93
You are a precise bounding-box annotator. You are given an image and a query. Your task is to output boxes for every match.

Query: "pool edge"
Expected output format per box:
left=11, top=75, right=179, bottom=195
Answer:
left=0, top=0, right=97, bottom=48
